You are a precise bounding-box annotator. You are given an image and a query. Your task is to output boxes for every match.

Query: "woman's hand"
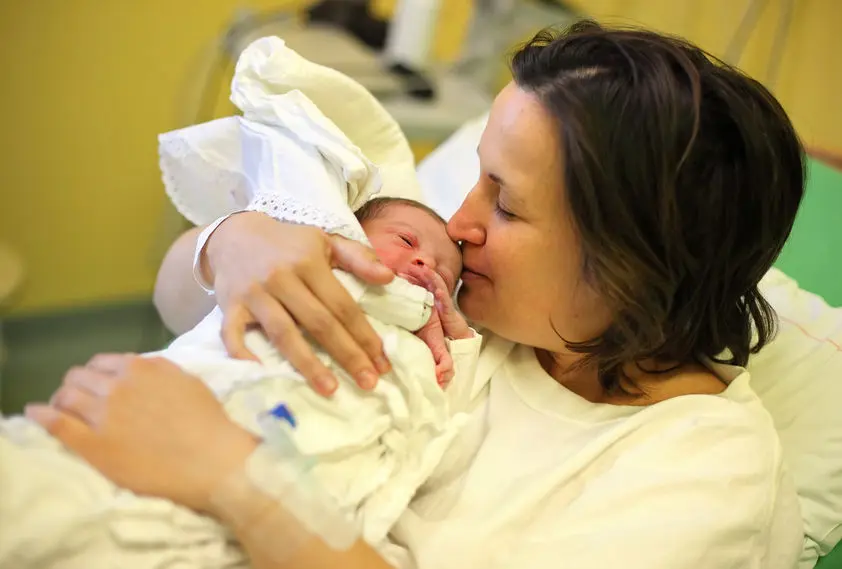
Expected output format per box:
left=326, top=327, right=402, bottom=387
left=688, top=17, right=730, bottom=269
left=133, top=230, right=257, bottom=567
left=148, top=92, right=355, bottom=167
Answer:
left=25, top=354, right=259, bottom=514
left=204, top=212, right=395, bottom=395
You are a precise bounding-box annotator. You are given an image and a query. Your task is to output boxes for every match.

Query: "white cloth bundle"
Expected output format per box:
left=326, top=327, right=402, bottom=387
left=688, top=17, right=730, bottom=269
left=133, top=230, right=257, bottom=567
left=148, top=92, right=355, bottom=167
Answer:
left=159, top=37, right=423, bottom=231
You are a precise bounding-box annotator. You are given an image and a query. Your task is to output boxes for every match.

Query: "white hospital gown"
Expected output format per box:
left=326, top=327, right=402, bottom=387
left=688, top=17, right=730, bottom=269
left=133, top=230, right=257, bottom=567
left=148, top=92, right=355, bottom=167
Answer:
left=0, top=37, right=480, bottom=569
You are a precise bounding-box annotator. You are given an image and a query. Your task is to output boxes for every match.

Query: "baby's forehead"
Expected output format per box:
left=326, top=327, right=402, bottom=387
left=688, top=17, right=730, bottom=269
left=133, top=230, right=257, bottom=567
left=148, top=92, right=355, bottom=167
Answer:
left=373, top=204, right=460, bottom=252
left=381, top=201, right=432, bottom=218
left=372, top=202, right=443, bottom=230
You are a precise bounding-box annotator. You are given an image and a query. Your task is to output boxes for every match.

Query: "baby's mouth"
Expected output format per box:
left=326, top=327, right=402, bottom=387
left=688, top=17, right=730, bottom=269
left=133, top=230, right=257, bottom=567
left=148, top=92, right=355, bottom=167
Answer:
left=397, top=272, right=424, bottom=288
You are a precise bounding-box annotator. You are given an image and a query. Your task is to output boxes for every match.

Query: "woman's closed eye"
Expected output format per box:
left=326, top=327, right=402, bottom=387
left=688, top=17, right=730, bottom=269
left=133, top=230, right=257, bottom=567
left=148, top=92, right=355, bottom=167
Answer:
left=494, top=201, right=517, bottom=220
left=483, top=173, right=518, bottom=221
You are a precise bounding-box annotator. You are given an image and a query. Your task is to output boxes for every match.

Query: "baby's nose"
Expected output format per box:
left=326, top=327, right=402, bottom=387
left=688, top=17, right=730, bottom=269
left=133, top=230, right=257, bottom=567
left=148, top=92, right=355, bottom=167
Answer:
left=412, top=255, right=435, bottom=269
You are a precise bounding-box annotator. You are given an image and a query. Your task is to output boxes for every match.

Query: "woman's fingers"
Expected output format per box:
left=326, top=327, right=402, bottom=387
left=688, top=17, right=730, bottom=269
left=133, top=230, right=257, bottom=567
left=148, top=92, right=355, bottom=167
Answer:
left=25, top=404, right=93, bottom=451
left=220, top=304, right=260, bottom=362
left=304, top=264, right=391, bottom=376
left=85, top=353, right=136, bottom=376
left=206, top=220, right=394, bottom=394
left=275, top=275, right=380, bottom=391
left=32, top=352, right=258, bottom=514
left=64, top=363, right=116, bottom=397
left=327, top=235, right=394, bottom=373
left=330, top=235, right=394, bottom=285
left=246, top=288, right=339, bottom=396
left=50, top=376, right=107, bottom=427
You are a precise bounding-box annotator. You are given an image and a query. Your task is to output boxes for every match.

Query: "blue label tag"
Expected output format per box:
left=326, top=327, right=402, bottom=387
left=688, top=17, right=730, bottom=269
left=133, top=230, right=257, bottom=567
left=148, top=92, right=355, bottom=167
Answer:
left=268, top=402, right=296, bottom=428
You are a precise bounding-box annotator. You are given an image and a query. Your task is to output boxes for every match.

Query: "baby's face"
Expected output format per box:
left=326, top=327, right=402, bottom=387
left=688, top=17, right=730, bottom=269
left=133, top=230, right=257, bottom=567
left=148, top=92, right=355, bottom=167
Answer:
left=361, top=204, right=462, bottom=293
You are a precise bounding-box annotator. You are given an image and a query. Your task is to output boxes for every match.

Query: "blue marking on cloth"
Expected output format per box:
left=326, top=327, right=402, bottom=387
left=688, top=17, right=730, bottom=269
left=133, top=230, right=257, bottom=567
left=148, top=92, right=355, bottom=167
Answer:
left=268, top=402, right=296, bottom=428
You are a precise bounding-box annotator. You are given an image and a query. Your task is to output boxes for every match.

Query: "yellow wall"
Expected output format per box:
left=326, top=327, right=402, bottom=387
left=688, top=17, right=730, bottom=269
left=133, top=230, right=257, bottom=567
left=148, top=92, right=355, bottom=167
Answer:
left=0, top=0, right=312, bottom=314
left=564, top=0, right=842, bottom=154
left=0, top=0, right=471, bottom=315
left=5, top=0, right=832, bottom=315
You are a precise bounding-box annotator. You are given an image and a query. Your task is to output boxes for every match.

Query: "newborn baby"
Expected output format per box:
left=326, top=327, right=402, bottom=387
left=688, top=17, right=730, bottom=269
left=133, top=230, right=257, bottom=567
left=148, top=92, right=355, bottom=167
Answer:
left=0, top=37, right=480, bottom=569
left=354, top=196, right=465, bottom=386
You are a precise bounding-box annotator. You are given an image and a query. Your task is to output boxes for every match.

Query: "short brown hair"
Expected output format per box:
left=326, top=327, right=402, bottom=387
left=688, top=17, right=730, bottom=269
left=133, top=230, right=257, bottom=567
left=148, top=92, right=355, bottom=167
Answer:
left=511, top=21, right=805, bottom=391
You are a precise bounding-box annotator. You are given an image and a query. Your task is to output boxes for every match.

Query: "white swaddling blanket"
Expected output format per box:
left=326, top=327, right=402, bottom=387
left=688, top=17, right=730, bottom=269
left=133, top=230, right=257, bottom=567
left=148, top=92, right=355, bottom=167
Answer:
left=0, top=37, right=479, bottom=569
left=159, top=35, right=423, bottom=229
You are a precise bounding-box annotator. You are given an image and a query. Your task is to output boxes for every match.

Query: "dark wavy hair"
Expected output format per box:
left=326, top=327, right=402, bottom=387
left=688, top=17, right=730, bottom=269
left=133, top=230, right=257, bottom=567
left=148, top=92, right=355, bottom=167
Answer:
left=510, top=21, right=805, bottom=391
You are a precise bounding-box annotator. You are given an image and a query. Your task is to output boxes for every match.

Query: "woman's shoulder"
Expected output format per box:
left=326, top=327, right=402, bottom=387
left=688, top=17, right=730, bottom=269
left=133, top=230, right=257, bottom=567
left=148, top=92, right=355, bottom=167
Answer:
left=624, top=359, right=761, bottom=406
left=631, top=368, right=781, bottom=467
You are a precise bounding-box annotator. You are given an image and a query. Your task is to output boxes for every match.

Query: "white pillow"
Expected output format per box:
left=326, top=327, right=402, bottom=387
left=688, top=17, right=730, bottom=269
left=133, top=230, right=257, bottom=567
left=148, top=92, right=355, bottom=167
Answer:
left=751, top=269, right=842, bottom=566
left=417, top=114, right=486, bottom=220
left=416, top=116, right=842, bottom=568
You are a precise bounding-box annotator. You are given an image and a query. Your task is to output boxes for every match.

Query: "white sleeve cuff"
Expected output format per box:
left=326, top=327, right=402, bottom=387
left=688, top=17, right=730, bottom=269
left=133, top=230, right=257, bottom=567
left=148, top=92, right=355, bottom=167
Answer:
left=445, top=328, right=483, bottom=414
left=192, top=213, right=241, bottom=295
left=445, top=328, right=483, bottom=355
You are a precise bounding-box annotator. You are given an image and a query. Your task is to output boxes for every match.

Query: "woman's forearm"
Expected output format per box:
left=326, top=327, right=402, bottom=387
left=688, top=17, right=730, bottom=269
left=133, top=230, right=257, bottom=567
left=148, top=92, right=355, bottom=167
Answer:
left=212, top=475, right=394, bottom=569
left=153, top=226, right=217, bottom=334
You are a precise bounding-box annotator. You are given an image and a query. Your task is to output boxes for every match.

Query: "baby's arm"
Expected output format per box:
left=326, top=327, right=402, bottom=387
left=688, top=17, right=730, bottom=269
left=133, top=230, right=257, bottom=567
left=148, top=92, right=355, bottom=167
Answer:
left=407, top=265, right=474, bottom=388
left=414, top=309, right=454, bottom=387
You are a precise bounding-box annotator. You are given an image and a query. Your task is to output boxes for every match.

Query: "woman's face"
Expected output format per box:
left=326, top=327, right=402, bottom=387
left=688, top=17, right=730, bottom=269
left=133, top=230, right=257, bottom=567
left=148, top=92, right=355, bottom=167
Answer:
left=447, top=82, right=611, bottom=356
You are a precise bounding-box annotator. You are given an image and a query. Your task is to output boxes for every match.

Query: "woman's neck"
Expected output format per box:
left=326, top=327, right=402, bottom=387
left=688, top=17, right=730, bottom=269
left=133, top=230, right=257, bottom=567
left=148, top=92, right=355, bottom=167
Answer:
left=535, top=349, right=727, bottom=405
left=535, top=348, right=618, bottom=403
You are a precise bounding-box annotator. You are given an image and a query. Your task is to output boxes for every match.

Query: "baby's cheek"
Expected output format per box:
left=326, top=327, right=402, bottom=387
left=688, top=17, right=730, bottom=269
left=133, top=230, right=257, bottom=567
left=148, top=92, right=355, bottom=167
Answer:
left=374, top=245, right=406, bottom=274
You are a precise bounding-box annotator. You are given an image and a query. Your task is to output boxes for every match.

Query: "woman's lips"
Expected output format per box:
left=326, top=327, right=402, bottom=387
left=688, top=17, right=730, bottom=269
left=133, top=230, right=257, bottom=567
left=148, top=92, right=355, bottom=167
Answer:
left=461, top=266, right=487, bottom=281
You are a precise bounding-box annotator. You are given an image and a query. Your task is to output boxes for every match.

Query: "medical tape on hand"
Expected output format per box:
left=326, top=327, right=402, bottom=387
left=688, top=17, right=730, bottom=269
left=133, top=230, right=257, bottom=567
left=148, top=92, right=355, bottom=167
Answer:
left=212, top=397, right=360, bottom=556
left=210, top=459, right=316, bottom=565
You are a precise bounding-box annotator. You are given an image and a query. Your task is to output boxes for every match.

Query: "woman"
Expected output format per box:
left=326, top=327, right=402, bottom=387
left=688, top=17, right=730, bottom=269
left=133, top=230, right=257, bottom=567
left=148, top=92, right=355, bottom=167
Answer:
left=28, top=22, right=806, bottom=568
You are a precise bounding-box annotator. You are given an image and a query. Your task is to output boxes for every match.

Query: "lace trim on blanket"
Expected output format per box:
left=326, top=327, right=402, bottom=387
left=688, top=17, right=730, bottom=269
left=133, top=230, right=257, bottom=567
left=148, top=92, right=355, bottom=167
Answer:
left=247, top=193, right=368, bottom=243
left=159, top=135, right=251, bottom=226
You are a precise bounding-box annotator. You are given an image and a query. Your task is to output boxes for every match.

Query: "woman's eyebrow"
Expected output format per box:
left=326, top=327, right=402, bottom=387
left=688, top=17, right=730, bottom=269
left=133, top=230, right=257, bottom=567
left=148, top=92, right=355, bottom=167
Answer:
left=488, top=173, right=506, bottom=187
left=477, top=146, right=508, bottom=191
left=476, top=147, right=509, bottom=188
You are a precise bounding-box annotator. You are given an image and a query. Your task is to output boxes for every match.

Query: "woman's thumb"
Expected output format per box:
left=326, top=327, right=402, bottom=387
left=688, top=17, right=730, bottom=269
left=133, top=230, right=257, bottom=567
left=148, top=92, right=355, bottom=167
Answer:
left=329, top=236, right=394, bottom=285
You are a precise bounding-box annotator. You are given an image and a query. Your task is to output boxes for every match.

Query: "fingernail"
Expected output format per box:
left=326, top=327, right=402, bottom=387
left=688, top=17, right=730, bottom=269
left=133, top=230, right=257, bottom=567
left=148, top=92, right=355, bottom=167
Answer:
left=357, top=370, right=378, bottom=390
left=374, top=354, right=391, bottom=374
left=24, top=404, right=53, bottom=425
left=317, top=374, right=338, bottom=394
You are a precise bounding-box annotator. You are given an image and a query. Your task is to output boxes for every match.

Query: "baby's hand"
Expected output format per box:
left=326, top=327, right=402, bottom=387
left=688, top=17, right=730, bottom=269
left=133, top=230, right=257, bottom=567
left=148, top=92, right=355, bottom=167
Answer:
left=413, top=266, right=472, bottom=340
left=414, top=310, right=454, bottom=388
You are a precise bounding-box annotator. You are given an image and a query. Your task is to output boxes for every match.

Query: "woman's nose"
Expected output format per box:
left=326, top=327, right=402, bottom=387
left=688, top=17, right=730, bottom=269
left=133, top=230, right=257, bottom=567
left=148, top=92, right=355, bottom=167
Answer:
left=447, top=186, right=486, bottom=245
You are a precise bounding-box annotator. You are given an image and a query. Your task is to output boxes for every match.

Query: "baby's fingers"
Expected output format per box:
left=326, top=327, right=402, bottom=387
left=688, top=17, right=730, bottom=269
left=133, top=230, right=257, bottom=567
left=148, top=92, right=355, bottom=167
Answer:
left=435, top=354, right=455, bottom=388
left=429, top=278, right=472, bottom=340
